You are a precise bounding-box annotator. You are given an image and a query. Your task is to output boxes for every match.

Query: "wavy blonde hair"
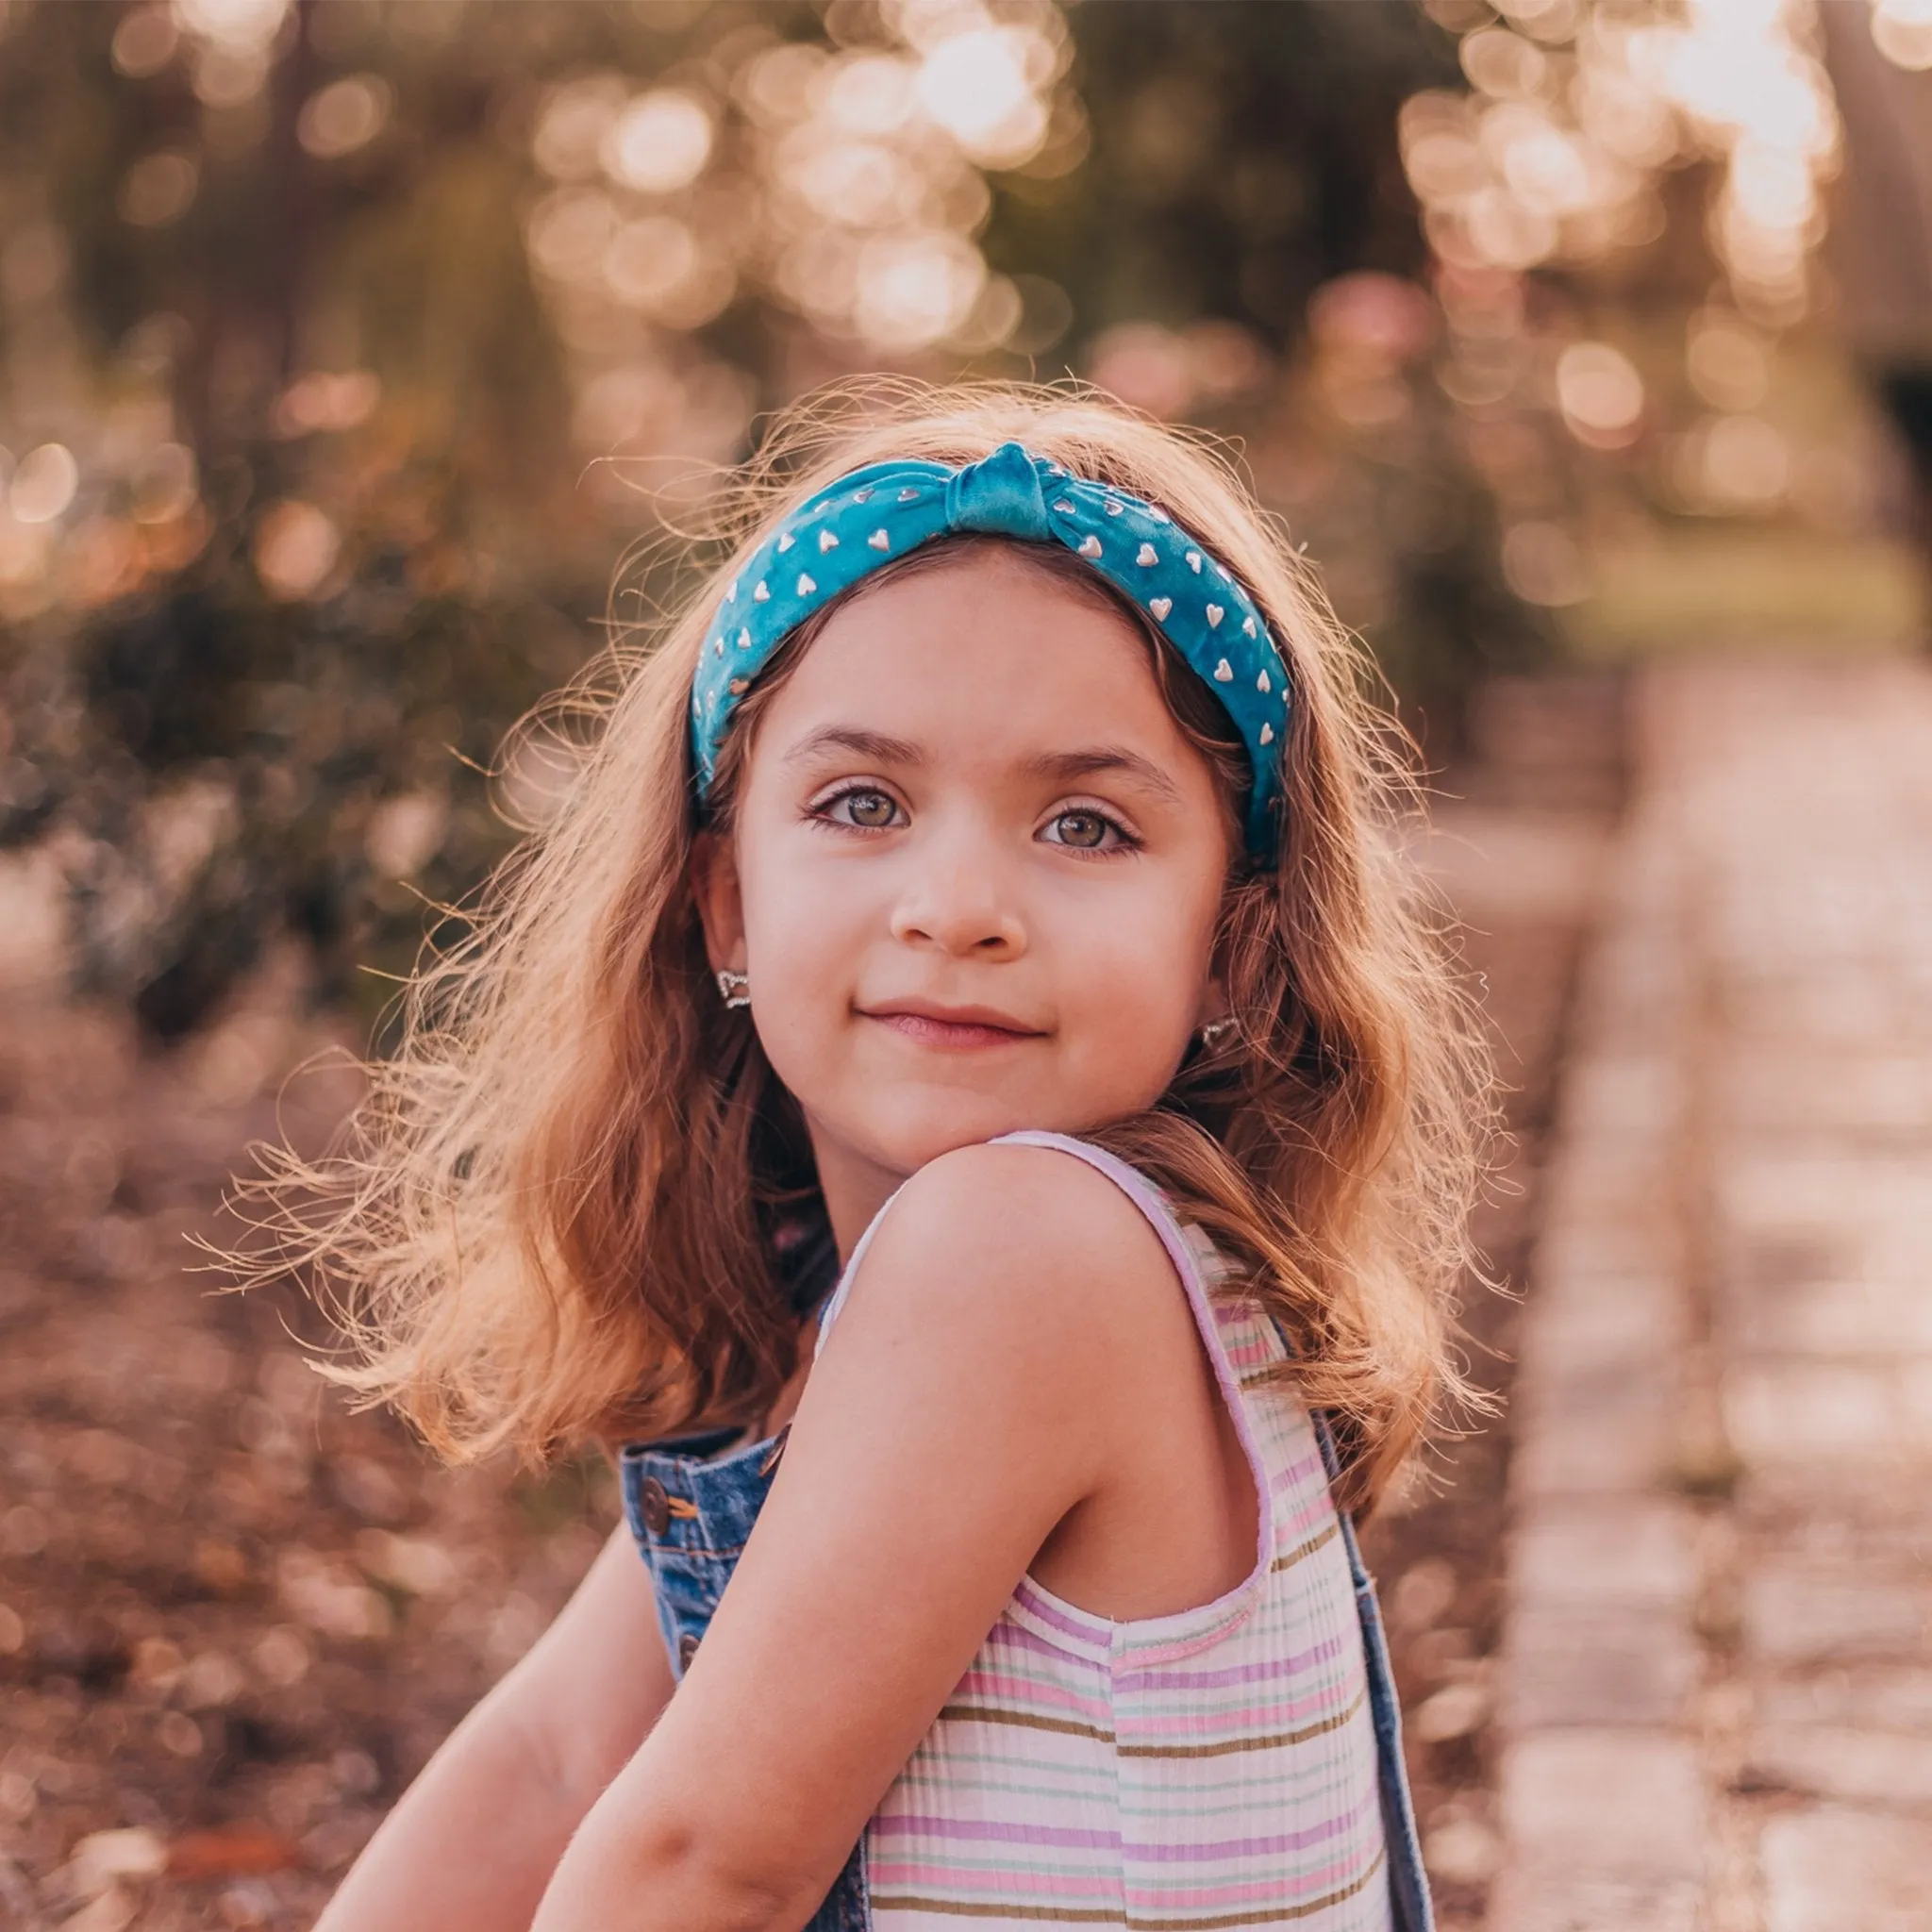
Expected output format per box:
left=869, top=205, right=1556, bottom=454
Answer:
left=233, top=378, right=1494, bottom=1512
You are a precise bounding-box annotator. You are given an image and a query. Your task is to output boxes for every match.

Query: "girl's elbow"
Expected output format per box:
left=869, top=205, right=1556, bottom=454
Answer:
left=546, top=1807, right=833, bottom=1932
left=656, top=1832, right=827, bottom=1932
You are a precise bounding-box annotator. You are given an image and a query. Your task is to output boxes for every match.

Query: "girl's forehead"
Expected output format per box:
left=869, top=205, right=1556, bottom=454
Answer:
left=763, top=549, right=1178, bottom=744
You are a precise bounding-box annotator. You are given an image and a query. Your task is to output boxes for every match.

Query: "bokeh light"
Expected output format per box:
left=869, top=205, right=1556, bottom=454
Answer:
left=1870, top=0, right=1932, bottom=68
left=10, top=444, right=79, bottom=525
left=1403, top=0, right=1840, bottom=322
left=1556, top=341, right=1645, bottom=448
left=253, top=501, right=341, bottom=601
left=110, top=7, right=179, bottom=77
left=118, top=151, right=199, bottom=226
left=602, top=91, right=714, bottom=195
left=297, top=75, right=393, bottom=160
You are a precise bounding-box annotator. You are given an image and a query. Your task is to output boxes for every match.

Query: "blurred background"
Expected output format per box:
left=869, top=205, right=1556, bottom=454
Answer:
left=1, top=2, right=1928, bottom=1927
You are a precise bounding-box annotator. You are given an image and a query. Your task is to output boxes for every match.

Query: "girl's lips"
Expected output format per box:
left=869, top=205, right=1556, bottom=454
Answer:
left=863, top=1007, right=1045, bottom=1050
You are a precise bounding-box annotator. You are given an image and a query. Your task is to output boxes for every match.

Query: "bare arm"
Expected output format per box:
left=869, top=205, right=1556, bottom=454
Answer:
left=529, top=1142, right=1196, bottom=1932
left=313, top=1522, right=675, bottom=1932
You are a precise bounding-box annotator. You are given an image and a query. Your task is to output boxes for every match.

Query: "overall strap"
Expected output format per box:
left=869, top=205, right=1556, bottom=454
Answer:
left=1309, top=1407, right=1436, bottom=1932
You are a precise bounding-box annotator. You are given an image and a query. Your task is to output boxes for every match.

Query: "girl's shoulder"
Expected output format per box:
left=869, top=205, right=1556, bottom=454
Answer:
left=816, top=1131, right=1218, bottom=1362
left=900, top=1130, right=1186, bottom=1257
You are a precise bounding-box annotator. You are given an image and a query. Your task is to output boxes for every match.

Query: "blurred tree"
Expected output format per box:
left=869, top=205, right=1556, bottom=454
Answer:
left=1001, top=0, right=1452, bottom=335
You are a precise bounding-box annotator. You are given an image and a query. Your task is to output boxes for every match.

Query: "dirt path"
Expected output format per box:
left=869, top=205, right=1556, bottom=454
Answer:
left=1491, top=658, right=1932, bottom=1932
left=0, top=675, right=1624, bottom=1930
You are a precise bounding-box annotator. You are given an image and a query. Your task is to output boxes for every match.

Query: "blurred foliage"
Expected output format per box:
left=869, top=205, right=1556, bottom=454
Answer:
left=1002, top=1, right=1449, bottom=329
left=0, top=0, right=1545, bottom=1041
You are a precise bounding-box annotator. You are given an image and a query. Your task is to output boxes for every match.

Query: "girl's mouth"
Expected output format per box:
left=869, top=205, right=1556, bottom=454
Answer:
left=861, top=1002, right=1046, bottom=1051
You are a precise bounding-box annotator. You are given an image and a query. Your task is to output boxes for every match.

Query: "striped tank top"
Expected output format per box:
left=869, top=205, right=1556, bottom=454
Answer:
left=810, top=1130, right=1393, bottom=1930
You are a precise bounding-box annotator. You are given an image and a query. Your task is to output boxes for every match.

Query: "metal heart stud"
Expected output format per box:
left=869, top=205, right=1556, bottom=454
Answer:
left=897, top=487, right=920, bottom=501
left=1186, top=550, right=1202, bottom=573
left=868, top=528, right=891, bottom=550
left=853, top=487, right=874, bottom=502
left=1104, top=500, right=1124, bottom=516
left=776, top=531, right=795, bottom=552
left=796, top=572, right=817, bottom=595
left=724, top=579, right=738, bottom=601
left=1136, top=542, right=1158, bottom=566
left=1206, top=604, right=1224, bottom=628
left=1212, top=658, right=1233, bottom=682
left=818, top=528, right=839, bottom=551
left=752, top=581, right=770, bottom=602
left=1257, top=669, right=1271, bottom=693
left=1052, top=499, right=1074, bottom=513
left=1148, top=595, right=1173, bottom=620
left=737, top=627, right=751, bottom=647
left=1077, top=534, right=1103, bottom=558
left=712, top=636, right=724, bottom=657
left=1242, top=615, right=1257, bottom=637
left=1259, top=722, right=1274, bottom=745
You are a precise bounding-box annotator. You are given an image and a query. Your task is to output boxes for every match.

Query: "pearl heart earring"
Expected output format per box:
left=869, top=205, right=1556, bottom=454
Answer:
left=716, top=969, right=751, bottom=1010
left=1198, top=1016, right=1238, bottom=1051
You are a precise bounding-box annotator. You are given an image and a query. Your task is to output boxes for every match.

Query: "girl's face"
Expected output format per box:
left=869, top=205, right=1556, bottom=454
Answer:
left=697, top=545, right=1233, bottom=1241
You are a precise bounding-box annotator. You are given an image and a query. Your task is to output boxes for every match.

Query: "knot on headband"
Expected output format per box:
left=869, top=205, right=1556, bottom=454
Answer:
left=943, top=439, right=1056, bottom=541
left=691, top=439, right=1290, bottom=859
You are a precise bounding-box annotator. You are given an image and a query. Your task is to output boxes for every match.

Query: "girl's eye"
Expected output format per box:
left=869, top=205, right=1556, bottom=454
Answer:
left=1042, top=808, right=1130, bottom=852
left=820, top=787, right=903, bottom=830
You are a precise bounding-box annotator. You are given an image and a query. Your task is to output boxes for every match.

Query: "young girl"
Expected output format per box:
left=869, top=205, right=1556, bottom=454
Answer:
left=264, top=383, right=1486, bottom=1932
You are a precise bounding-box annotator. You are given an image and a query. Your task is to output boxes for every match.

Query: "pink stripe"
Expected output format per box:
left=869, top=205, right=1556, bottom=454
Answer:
left=952, top=1666, right=1113, bottom=1726
left=985, top=1616, right=1112, bottom=1676
left=870, top=1864, right=1124, bottom=1901
left=1124, top=1845, right=1378, bottom=1908
left=1270, top=1447, right=1326, bottom=1494
left=1124, top=1788, right=1380, bottom=1864
left=875, top=1788, right=1374, bottom=1865
left=1275, top=1493, right=1338, bottom=1545
left=1012, top=1578, right=1111, bottom=1643
left=1116, top=1687, right=1359, bottom=1742
left=1116, top=1630, right=1346, bottom=1693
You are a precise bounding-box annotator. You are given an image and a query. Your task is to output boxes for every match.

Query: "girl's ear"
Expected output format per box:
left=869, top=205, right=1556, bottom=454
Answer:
left=691, top=827, right=747, bottom=976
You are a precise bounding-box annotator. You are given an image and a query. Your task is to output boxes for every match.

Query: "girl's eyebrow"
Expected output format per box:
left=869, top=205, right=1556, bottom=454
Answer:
left=1023, top=746, right=1183, bottom=805
left=783, top=725, right=924, bottom=769
left=781, top=729, right=1181, bottom=806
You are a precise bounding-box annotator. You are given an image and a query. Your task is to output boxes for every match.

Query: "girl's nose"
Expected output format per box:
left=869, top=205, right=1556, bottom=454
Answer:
left=889, top=850, right=1027, bottom=959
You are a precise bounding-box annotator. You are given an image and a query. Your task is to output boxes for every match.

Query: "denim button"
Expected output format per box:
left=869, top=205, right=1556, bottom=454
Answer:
left=639, top=1476, right=671, bottom=1537
left=678, top=1630, right=700, bottom=1670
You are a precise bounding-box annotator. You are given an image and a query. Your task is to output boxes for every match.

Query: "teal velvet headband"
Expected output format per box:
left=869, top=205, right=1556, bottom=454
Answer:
left=690, top=439, right=1290, bottom=859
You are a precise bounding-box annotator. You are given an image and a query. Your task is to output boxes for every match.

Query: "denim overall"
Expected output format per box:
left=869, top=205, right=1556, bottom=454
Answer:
left=620, top=1327, right=1434, bottom=1932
